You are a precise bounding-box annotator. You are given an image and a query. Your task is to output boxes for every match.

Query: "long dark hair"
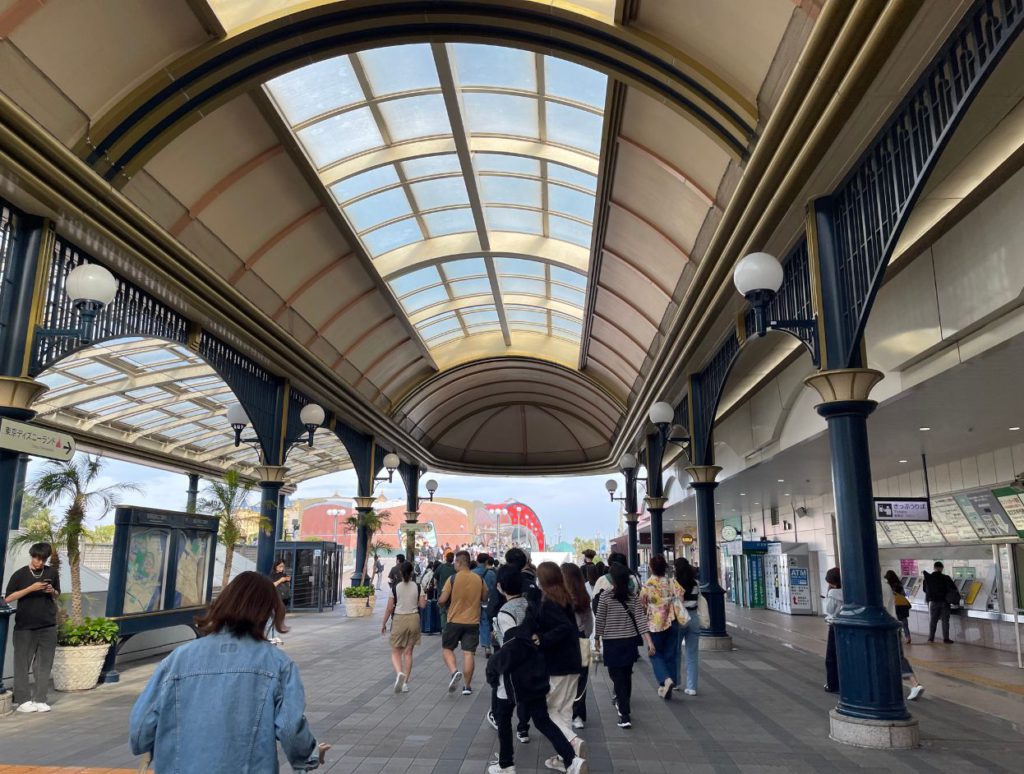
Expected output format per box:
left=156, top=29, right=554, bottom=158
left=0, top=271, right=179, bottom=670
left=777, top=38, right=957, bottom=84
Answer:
left=649, top=555, right=667, bottom=577
left=884, top=570, right=903, bottom=592
left=537, top=561, right=572, bottom=608
left=401, top=561, right=415, bottom=583
left=196, top=571, right=286, bottom=641
left=674, top=557, right=696, bottom=590
left=584, top=563, right=601, bottom=586
left=825, top=567, right=842, bottom=589
left=609, top=562, right=632, bottom=603
left=560, top=562, right=590, bottom=614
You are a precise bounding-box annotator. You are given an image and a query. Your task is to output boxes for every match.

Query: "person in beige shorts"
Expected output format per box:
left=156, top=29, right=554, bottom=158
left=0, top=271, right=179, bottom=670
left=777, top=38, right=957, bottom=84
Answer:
left=382, top=560, right=427, bottom=693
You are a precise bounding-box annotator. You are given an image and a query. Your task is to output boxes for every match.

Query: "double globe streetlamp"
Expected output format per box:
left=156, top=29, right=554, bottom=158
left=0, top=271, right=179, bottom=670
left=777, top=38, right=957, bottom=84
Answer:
left=225, top=401, right=326, bottom=451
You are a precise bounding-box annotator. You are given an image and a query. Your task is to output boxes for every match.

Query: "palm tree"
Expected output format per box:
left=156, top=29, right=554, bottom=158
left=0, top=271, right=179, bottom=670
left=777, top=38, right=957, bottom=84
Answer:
left=30, top=455, right=140, bottom=626
left=198, top=469, right=266, bottom=588
left=345, top=509, right=390, bottom=586
left=9, top=496, right=65, bottom=572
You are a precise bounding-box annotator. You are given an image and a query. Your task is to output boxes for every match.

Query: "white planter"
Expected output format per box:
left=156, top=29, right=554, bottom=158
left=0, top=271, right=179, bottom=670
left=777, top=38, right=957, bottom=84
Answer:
left=343, top=597, right=375, bottom=617
left=52, top=643, right=109, bottom=692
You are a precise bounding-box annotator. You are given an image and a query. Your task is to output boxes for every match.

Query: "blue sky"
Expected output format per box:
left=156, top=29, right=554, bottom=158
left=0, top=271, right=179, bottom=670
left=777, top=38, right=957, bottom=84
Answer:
left=25, top=455, right=623, bottom=544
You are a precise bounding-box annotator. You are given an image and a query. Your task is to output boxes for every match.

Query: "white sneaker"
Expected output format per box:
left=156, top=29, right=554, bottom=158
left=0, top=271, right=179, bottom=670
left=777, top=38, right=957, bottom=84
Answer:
left=394, top=672, right=407, bottom=693
left=15, top=702, right=37, bottom=713
left=566, top=757, right=589, bottom=774
left=447, top=670, right=462, bottom=693
left=488, top=765, right=516, bottom=774
left=571, top=736, right=587, bottom=759
left=908, top=685, right=924, bottom=701
left=657, top=677, right=674, bottom=698
left=684, top=688, right=697, bottom=696
left=572, top=716, right=585, bottom=730
left=544, top=755, right=567, bottom=772
left=33, top=702, right=51, bottom=712
left=401, top=683, right=409, bottom=693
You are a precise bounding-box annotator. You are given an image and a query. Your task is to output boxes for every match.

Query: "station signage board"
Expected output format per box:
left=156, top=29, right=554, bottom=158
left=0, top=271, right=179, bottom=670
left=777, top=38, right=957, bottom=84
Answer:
left=873, top=497, right=930, bottom=522
left=0, top=418, right=75, bottom=460
left=400, top=522, right=432, bottom=533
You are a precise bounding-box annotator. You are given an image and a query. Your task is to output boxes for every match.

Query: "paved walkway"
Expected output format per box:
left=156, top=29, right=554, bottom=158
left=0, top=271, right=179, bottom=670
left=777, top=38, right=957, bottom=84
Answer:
left=1, top=597, right=1022, bottom=772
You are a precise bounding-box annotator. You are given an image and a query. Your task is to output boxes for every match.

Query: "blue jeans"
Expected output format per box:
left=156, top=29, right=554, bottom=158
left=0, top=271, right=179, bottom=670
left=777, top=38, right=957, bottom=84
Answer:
left=676, top=611, right=701, bottom=691
left=479, top=605, right=492, bottom=649
left=649, top=622, right=679, bottom=687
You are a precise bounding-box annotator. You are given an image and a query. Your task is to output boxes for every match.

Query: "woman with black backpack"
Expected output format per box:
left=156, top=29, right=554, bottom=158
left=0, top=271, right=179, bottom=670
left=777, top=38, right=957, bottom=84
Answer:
left=381, top=561, right=426, bottom=693
left=595, top=563, right=655, bottom=729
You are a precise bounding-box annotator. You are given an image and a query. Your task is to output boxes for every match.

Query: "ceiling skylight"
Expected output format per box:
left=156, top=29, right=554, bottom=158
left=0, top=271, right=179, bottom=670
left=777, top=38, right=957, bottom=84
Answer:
left=265, top=42, right=608, bottom=365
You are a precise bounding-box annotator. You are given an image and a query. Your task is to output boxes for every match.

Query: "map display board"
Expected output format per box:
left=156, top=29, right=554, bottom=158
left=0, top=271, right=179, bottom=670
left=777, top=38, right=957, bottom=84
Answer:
left=906, top=521, right=945, bottom=544
left=929, top=496, right=980, bottom=543
left=881, top=521, right=918, bottom=545
left=954, top=492, right=1015, bottom=538
left=992, top=487, right=1024, bottom=537
left=107, top=506, right=219, bottom=620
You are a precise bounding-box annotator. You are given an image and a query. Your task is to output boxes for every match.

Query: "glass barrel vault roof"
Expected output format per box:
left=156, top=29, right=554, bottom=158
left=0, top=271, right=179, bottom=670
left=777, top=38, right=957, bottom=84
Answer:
left=265, top=43, right=608, bottom=366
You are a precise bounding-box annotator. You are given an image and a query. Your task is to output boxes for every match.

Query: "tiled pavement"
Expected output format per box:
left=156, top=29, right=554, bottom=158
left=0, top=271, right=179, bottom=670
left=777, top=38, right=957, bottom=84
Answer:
left=1, top=597, right=1022, bottom=772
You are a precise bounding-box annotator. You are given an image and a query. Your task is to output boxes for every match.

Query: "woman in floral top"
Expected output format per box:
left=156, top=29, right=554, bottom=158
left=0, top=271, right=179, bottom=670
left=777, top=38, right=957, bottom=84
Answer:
left=639, top=555, right=686, bottom=699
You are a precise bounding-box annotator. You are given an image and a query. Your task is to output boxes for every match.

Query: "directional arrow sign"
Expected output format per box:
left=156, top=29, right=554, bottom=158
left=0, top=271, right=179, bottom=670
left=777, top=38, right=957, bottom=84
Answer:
left=0, top=418, right=75, bottom=461
left=400, top=522, right=431, bottom=533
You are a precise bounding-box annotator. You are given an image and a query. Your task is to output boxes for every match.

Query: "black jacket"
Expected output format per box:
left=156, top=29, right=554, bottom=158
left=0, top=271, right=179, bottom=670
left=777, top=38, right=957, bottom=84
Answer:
left=536, top=599, right=582, bottom=676
left=923, top=571, right=958, bottom=604
left=486, top=625, right=550, bottom=704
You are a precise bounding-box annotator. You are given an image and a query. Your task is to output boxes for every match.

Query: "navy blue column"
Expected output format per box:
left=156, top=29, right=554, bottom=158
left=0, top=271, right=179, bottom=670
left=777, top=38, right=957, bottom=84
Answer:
left=352, top=498, right=376, bottom=586
left=185, top=473, right=199, bottom=513
left=0, top=449, right=17, bottom=694
left=690, top=474, right=728, bottom=638
left=626, top=516, right=639, bottom=572
left=8, top=454, right=29, bottom=530
left=256, top=480, right=284, bottom=575
left=645, top=431, right=667, bottom=556
left=816, top=396, right=906, bottom=721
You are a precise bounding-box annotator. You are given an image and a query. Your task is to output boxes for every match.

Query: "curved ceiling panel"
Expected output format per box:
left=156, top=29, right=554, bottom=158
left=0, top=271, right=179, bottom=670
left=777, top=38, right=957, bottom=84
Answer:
left=396, top=358, right=623, bottom=471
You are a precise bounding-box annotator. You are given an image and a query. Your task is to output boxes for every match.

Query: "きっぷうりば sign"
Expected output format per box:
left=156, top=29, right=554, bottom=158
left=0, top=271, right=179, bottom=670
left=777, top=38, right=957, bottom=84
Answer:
left=873, top=497, right=931, bottom=522
left=0, top=418, right=75, bottom=461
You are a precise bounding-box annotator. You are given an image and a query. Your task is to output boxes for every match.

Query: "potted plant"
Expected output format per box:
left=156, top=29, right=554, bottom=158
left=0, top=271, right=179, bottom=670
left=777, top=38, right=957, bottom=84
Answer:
left=52, top=617, right=120, bottom=691
left=29, top=454, right=139, bottom=691
left=342, top=585, right=375, bottom=617
left=344, top=509, right=391, bottom=611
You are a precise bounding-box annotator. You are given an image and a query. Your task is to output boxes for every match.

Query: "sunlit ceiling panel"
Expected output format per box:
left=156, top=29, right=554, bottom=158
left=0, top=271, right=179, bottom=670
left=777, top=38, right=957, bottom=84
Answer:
left=265, top=42, right=608, bottom=364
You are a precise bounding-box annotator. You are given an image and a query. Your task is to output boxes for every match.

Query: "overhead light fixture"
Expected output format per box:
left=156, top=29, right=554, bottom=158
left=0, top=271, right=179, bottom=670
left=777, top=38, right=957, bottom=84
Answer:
left=919, top=427, right=931, bottom=431
left=648, top=401, right=674, bottom=426
left=777, top=479, right=785, bottom=483
left=739, top=492, right=747, bottom=496
left=424, top=479, right=438, bottom=501
left=784, top=493, right=790, bottom=497
left=1010, top=426, right=1021, bottom=431
left=899, top=459, right=908, bottom=464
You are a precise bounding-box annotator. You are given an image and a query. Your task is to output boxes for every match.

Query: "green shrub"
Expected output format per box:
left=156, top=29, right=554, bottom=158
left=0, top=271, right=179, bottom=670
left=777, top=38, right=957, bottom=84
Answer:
left=58, top=616, right=120, bottom=647
left=343, top=585, right=374, bottom=599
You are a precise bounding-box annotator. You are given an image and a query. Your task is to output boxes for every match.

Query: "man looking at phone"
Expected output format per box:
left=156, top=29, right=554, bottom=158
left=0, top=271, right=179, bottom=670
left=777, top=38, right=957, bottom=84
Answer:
left=3, top=542, right=61, bottom=712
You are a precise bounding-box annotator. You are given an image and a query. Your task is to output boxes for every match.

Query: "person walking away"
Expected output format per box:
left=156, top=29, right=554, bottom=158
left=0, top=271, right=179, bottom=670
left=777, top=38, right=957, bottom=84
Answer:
left=388, top=554, right=406, bottom=589
left=640, top=555, right=685, bottom=700
left=437, top=550, right=487, bottom=695
left=535, top=562, right=585, bottom=762
left=882, top=575, right=925, bottom=701
left=581, top=549, right=596, bottom=568
left=486, top=570, right=587, bottom=774
left=4, top=543, right=61, bottom=713
left=590, top=553, right=638, bottom=613
left=271, top=560, right=292, bottom=609
left=922, top=562, right=957, bottom=643
left=382, top=561, right=427, bottom=693
left=474, top=553, right=498, bottom=657
left=129, top=571, right=329, bottom=772
left=672, top=557, right=701, bottom=695
left=561, top=563, right=594, bottom=730
left=823, top=567, right=843, bottom=693
left=884, top=570, right=913, bottom=644
left=595, top=563, right=654, bottom=729
left=434, top=551, right=457, bottom=630
left=373, top=556, right=385, bottom=590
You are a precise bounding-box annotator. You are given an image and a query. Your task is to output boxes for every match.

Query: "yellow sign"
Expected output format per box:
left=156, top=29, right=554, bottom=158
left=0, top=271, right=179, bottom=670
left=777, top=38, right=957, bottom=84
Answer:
left=0, top=418, right=75, bottom=460
left=680, top=533, right=695, bottom=545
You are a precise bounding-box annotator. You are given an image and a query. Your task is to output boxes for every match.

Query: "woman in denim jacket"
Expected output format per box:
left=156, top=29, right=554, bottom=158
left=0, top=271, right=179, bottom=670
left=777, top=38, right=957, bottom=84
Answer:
left=129, top=571, right=327, bottom=772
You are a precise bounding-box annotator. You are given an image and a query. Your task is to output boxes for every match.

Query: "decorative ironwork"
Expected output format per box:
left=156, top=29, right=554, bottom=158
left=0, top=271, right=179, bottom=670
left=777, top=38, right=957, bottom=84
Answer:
left=673, top=394, right=689, bottom=433
left=334, top=422, right=375, bottom=497
left=286, top=385, right=315, bottom=445
left=31, top=236, right=189, bottom=374
left=691, top=331, right=740, bottom=465
left=198, top=330, right=284, bottom=463
left=0, top=201, right=18, bottom=342
left=829, top=0, right=1024, bottom=367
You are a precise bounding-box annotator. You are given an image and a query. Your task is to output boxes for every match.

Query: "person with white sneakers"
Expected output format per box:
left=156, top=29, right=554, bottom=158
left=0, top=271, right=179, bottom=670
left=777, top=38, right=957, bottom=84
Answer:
left=381, top=561, right=426, bottom=694
left=4, top=542, right=61, bottom=714
left=882, top=574, right=925, bottom=701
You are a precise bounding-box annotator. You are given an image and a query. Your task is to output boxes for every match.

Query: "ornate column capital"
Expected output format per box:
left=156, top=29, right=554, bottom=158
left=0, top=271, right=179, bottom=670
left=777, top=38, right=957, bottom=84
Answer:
left=280, top=483, right=298, bottom=496
left=0, top=377, right=47, bottom=414
left=624, top=512, right=639, bottom=524
left=404, top=511, right=419, bottom=522
left=804, top=368, right=883, bottom=404
left=353, top=496, right=377, bottom=510
left=644, top=496, right=667, bottom=510
left=255, top=465, right=288, bottom=485
left=685, top=465, right=722, bottom=485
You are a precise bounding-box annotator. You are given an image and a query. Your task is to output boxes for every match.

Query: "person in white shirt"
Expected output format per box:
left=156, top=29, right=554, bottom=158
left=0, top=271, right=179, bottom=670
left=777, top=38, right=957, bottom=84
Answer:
left=823, top=567, right=842, bottom=693
left=882, top=577, right=925, bottom=700
left=381, top=561, right=426, bottom=693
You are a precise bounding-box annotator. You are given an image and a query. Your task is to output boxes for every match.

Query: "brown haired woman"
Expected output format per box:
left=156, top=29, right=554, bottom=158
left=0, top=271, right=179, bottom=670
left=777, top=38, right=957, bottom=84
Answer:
left=561, top=562, right=595, bottom=730
left=129, top=571, right=329, bottom=771
left=535, top=561, right=585, bottom=767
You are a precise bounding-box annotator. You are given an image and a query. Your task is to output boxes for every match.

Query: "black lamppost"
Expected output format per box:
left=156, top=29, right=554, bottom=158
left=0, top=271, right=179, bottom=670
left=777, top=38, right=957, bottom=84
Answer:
left=645, top=401, right=675, bottom=556
left=606, top=452, right=639, bottom=571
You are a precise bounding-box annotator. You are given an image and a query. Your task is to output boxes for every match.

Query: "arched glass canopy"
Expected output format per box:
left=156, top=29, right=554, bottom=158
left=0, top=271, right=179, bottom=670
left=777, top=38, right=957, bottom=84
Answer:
left=264, top=42, right=607, bottom=367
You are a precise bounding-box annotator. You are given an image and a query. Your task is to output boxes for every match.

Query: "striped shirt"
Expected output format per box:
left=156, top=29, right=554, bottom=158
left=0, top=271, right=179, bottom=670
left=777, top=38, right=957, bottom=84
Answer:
left=595, top=591, right=649, bottom=640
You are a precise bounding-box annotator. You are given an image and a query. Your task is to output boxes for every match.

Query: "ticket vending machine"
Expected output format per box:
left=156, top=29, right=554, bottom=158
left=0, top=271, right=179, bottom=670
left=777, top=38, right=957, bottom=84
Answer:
left=764, top=543, right=817, bottom=615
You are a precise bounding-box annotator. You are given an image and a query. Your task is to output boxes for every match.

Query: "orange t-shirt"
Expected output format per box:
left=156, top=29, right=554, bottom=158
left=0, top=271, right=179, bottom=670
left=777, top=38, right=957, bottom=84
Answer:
left=444, top=569, right=485, bottom=625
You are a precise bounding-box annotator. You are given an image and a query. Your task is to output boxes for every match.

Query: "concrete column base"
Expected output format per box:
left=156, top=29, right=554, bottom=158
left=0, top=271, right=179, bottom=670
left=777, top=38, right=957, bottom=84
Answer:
left=0, top=692, right=12, bottom=717
left=698, top=635, right=734, bottom=651
left=829, top=709, right=919, bottom=749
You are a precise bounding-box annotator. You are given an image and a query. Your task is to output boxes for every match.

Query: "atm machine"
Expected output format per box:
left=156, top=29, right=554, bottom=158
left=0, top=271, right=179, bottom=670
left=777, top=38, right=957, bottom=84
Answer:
left=764, top=543, right=817, bottom=615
